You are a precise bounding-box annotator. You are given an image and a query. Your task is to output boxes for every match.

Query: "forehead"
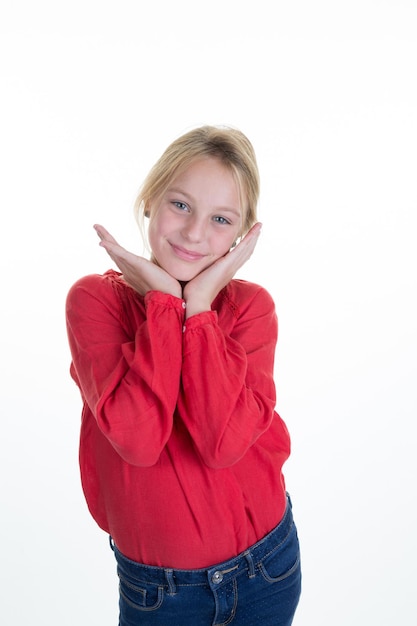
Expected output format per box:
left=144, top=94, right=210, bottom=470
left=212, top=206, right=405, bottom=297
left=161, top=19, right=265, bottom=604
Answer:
left=170, top=159, right=240, bottom=210
left=173, top=156, right=230, bottom=179
left=171, top=157, right=244, bottom=200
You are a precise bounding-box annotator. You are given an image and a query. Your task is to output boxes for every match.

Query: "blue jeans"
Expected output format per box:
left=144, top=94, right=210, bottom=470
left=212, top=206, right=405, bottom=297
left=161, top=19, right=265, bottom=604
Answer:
left=110, top=495, right=301, bottom=625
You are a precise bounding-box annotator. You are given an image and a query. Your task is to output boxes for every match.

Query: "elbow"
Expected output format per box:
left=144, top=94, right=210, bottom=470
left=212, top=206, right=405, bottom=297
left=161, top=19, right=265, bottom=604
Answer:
left=113, top=443, right=164, bottom=467
left=98, top=419, right=170, bottom=467
left=96, top=399, right=174, bottom=467
left=197, top=414, right=271, bottom=469
left=199, top=444, right=247, bottom=469
left=202, top=457, right=241, bottom=470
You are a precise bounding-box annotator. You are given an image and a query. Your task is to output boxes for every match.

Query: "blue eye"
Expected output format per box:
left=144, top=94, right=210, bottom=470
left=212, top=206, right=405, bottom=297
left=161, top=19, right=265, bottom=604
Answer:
left=173, top=201, right=188, bottom=211
left=213, top=216, right=231, bottom=225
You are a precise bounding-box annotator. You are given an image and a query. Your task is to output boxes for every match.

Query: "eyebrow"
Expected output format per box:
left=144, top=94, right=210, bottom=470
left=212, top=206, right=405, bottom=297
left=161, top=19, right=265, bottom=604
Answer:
left=167, top=187, right=241, bottom=218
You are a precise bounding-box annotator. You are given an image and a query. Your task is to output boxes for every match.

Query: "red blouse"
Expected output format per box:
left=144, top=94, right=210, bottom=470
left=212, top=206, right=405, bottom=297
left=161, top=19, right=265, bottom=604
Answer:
left=66, top=270, right=291, bottom=569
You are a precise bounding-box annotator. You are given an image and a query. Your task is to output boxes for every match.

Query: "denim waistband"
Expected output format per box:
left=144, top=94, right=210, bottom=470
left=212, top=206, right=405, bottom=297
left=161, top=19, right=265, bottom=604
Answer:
left=111, top=494, right=294, bottom=590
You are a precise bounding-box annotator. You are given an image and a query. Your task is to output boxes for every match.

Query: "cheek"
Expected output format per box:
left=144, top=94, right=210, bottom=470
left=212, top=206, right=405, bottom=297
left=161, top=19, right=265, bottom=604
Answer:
left=147, top=215, right=165, bottom=245
left=147, top=225, right=156, bottom=251
left=148, top=207, right=176, bottom=239
left=147, top=225, right=167, bottom=264
left=221, top=228, right=240, bottom=250
left=212, top=236, right=237, bottom=257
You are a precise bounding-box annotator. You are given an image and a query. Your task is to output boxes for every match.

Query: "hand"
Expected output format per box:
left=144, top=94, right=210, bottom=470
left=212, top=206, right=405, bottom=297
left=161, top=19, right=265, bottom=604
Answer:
left=183, top=222, right=262, bottom=318
left=94, top=224, right=182, bottom=298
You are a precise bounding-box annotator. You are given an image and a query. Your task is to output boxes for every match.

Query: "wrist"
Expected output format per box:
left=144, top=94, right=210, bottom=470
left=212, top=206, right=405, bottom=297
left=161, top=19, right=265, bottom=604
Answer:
left=184, top=297, right=211, bottom=319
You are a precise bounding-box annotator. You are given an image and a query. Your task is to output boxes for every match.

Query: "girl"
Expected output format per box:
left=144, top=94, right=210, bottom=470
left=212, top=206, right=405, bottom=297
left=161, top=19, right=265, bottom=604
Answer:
left=66, top=125, right=301, bottom=625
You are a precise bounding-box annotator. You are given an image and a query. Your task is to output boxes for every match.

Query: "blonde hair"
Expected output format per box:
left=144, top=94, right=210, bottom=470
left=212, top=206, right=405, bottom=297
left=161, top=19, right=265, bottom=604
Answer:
left=134, top=125, right=260, bottom=237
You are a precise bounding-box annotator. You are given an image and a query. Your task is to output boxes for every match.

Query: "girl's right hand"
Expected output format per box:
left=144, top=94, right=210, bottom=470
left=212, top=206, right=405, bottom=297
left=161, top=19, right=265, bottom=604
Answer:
left=94, top=224, right=182, bottom=298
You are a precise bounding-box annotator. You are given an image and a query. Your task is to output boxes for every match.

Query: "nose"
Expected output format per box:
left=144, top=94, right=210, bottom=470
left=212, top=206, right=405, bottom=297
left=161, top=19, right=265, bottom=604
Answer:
left=181, top=215, right=206, bottom=243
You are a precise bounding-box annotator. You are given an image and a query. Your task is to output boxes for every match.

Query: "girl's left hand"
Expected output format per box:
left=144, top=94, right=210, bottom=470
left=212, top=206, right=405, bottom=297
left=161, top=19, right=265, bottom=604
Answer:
left=183, top=222, right=262, bottom=318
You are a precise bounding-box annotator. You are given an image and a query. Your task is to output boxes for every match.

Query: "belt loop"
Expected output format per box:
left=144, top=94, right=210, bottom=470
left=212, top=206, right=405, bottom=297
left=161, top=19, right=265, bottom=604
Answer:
left=244, top=551, right=256, bottom=578
left=109, top=536, right=115, bottom=552
left=164, top=569, right=177, bottom=595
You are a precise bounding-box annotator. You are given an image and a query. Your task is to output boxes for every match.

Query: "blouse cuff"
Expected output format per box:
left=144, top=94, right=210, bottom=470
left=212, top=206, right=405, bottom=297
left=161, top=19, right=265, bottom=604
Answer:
left=182, top=310, right=218, bottom=334
left=144, top=290, right=186, bottom=312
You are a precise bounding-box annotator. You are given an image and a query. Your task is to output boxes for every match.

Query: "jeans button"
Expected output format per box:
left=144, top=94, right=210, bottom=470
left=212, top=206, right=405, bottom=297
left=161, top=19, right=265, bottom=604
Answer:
left=212, top=571, right=223, bottom=584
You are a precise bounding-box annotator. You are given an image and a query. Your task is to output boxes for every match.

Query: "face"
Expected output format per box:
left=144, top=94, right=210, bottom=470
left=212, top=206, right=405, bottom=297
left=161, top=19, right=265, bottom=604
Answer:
left=148, top=157, right=243, bottom=282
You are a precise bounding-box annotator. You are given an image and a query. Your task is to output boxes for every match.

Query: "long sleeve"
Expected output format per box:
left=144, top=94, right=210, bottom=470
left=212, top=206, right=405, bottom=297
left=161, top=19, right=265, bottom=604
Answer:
left=67, top=274, right=290, bottom=568
left=65, top=273, right=184, bottom=466
left=178, top=282, right=278, bottom=468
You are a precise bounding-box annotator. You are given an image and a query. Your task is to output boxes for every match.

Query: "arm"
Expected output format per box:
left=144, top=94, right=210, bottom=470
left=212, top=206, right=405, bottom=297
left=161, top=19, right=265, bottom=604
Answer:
left=177, top=283, right=278, bottom=468
left=66, top=274, right=184, bottom=466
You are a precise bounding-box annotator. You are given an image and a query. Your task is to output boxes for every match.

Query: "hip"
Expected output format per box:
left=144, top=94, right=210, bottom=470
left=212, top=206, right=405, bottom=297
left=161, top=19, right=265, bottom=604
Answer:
left=111, top=494, right=301, bottom=626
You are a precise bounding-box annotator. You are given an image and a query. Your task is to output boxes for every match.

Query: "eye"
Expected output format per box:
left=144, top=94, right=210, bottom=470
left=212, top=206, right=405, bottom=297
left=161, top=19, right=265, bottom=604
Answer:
left=213, top=216, right=231, bottom=225
left=172, top=201, right=189, bottom=211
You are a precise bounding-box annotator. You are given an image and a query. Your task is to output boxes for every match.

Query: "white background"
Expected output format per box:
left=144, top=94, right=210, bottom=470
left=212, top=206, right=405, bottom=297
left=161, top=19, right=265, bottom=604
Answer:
left=1, top=1, right=416, bottom=624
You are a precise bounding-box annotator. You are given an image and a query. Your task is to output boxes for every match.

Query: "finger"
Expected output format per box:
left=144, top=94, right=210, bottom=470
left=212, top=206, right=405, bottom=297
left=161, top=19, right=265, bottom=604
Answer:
left=247, top=222, right=263, bottom=235
left=231, top=222, right=262, bottom=251
left=98, top=239, right=131, bottom=266
left=99, top=246, right=132, bottom=275
left=241, top=222, right=263, bottom=243
left=231, top=225, right=262, bottom=258
left=93, top=224, right=119, bottom=245
left=96, top=242, right=121, bottom=266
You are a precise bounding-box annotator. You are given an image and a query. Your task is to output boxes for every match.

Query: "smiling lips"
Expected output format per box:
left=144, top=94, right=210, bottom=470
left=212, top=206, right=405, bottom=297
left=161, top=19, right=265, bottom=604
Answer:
left=170, top=243, right=206, bottom=262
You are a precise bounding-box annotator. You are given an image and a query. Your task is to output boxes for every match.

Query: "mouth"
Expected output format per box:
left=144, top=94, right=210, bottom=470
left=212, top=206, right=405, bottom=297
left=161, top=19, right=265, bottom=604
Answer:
left=170, top=243, right=206, bottom=262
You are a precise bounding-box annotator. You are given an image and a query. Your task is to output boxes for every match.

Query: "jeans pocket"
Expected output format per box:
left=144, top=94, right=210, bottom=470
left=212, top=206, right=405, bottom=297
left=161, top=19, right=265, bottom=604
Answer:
left=258, top=526, right=301, bottom=584
left=118, top=572, right=164, bottom=612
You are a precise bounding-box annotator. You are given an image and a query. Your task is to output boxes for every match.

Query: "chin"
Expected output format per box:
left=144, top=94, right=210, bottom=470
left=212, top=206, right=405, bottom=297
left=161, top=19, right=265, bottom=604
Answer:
left=167, top=261, right=211, bottom=283
left=172, top=270, right=200, bottom=283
